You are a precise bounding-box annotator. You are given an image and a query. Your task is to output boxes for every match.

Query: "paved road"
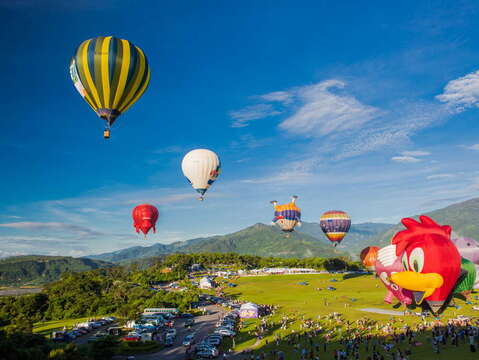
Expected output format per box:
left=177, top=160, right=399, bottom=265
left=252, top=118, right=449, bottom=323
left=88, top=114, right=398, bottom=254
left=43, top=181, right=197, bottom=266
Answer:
left=132, top=305, right=226, bottom=360
left=0, top=287, right=42, bottom=296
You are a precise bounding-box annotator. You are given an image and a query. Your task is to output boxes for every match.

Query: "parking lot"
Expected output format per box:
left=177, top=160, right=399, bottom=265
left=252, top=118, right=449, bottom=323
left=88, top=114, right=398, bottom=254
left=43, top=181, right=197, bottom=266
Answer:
left=134, top=304, right=226, bottom=360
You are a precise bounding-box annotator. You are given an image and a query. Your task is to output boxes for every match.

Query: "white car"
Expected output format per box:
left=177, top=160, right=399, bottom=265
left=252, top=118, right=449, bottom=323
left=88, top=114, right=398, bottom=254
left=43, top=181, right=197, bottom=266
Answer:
left=196, top=348, right=218, bottom=358
left=214, top=328, right=235, bottom=336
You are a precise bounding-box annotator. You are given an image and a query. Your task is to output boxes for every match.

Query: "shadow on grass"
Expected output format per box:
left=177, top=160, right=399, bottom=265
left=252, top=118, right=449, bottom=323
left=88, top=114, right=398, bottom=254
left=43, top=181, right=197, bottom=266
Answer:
left=342, top=273, right=369, bottom=280
left=231, top=327, right=479, bottom=360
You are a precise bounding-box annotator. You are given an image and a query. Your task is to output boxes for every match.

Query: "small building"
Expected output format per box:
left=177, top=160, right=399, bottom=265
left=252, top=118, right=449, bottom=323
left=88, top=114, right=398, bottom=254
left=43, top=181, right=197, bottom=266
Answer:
left=199, top=276, right=214, bottom=289
left=239, top=302, right=259, bottom=319
left=190, top=263, right=204, bottom=272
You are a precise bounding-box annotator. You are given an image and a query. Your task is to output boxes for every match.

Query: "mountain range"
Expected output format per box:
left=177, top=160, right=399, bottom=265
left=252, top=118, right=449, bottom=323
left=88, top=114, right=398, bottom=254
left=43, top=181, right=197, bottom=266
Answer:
left=87, top=197, right=479, bottom=263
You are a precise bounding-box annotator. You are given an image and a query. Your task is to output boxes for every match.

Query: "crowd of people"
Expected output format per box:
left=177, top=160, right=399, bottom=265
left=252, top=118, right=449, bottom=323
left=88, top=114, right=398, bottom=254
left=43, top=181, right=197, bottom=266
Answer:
left=234, top=311, right=479, bottom=360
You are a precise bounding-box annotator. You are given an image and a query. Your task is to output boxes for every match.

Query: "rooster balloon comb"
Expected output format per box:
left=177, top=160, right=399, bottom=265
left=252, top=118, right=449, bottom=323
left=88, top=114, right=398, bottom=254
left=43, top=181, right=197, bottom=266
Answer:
left=390, top=215, right=461, bottom=313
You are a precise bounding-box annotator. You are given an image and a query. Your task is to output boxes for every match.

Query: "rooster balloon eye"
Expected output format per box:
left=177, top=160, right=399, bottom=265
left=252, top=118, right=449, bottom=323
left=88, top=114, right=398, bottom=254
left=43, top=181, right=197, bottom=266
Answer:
left=408, top=248, right=424, bottom=273
left=401, top=253, right=409, bottom=271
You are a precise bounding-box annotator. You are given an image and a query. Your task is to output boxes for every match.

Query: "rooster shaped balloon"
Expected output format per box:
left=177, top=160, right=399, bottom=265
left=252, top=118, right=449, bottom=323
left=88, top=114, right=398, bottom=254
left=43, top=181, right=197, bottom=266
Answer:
left=375, top=244, right=413, bottom=306
left=390, top=216, right=461, bottom=313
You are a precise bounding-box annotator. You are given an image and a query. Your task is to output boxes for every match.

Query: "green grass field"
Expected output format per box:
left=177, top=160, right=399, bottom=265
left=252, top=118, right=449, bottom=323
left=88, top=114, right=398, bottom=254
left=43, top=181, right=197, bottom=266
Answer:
left=33, top=316, right=97, bottom=337
left=222, top=273, right=479, bottom=360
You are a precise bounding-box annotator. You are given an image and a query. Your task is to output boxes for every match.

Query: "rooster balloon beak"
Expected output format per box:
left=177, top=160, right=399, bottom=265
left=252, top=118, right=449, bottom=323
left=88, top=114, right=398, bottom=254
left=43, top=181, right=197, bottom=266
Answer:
left=390, top=271, right=443, bottom=304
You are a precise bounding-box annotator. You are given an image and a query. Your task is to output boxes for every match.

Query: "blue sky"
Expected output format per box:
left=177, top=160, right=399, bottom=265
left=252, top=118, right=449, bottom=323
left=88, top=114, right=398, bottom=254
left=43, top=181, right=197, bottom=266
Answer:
left=1, top=0, right=479, bottom=257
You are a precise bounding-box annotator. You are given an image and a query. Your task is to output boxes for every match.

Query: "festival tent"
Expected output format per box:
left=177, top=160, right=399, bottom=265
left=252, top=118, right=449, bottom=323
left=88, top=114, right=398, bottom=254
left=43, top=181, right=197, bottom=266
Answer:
left=239, top=302, right=259, bottom=319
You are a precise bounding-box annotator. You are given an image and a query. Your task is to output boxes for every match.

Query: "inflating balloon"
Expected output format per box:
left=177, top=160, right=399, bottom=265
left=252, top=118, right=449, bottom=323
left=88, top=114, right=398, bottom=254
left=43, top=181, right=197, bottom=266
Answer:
left=453, top=258, right=476, bottom=297
left=375, top=244, right=413, bottom=306
left=70, top=36, right=151, bottom=139
left=390, top=215, right=461, bottom=313
left=319, top=211, right=351, bottom=246
left=132, top=204, right=159, bottom=238
left=271, top=196, right=301, bottom=233
left=452, top=232, right=479, bottom=289
left=360, top=246, right=379, bottom=271
left=181, top=149, right=221, bottom=201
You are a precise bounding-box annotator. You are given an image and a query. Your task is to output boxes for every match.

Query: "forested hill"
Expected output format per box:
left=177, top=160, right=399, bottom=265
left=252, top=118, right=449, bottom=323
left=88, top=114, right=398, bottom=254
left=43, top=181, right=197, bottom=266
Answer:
left=0, top=255, right=113, bottom=286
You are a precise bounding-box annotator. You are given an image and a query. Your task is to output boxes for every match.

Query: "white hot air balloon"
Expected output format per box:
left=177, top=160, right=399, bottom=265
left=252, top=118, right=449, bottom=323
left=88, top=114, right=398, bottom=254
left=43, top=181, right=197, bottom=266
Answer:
left=181, top=149, right=221, bottom=200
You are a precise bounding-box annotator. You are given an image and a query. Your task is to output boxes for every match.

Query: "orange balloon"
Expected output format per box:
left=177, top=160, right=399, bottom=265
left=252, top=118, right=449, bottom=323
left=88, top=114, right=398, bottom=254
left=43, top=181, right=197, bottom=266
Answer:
left=360, top=246, right=379, bottom=271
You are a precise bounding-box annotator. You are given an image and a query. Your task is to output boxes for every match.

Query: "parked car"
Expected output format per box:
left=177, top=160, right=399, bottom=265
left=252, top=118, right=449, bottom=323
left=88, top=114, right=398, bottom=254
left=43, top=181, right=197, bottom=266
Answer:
left=164, top=336, right=174, bottom=347
left=181, top=313, right=194, bottom=318
left=185, top=318, right=195, bottom=328
left=196, top=347, right=219, bottom=358
left=166, top=328, right=177, bottom=337
left=182, top=334, right=195, bottom=346
left=214, top=328, right=235, bottom=336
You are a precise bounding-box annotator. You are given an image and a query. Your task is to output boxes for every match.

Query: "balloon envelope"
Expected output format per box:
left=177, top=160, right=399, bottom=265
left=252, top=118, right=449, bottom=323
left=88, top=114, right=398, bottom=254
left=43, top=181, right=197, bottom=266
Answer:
left=319, top=211, right=351, bottom=246
left=360, top=246, right=379, bottom=271
left=454, top=257, right=477, bottom=295
left=70, top=36, right=150, bottom=133
left=272, top=197, right=301, bottom=232
left=375, top=244, right=413, bottom=306
left=132, top=204, right=159, bottom=236
left=181, top=149, right=221, bottom=199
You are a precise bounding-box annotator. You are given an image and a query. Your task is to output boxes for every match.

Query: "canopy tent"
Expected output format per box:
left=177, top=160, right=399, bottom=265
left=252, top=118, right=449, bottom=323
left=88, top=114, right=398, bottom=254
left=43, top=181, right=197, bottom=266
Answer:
left=239, top=302, right=259, bottom=319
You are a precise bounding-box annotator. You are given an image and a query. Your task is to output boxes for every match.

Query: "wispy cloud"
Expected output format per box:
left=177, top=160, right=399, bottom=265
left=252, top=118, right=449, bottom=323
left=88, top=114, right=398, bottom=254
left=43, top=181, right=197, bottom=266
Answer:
left=230, top=134, right=273, bottom=150
left=401, top=150, right=431, bottom=157
left=230, top=104, right=281, bottom=128
left=391, top=156, right=422, bottom=163
left=0, top=222, right=103, bottom=237
left=258, top=91, right=293, bottom=104
left=436, top=69, right=479, bottom=110
left=279, top=80, right=381, bottom=137
left=466, top=144, right=479, bottom=151
left=426, top=173, right=455, bottom=180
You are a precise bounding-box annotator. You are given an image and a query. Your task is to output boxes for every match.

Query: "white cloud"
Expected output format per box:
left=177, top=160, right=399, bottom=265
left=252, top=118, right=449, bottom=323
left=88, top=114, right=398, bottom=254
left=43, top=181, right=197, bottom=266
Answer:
left=0, top=222, right=103, bottom=237
left=279, top=80, right=381, bottom=137
left=436, top=69, right=479, bottom=110
left=391, top=156, right=422, bottom=163
left=258, top=91, right=293, bottom=104
left=401, top=150, right=431, bottom=157
left=230, top=104, right=281, bottom=128
left=426, top=173, right=455, bottom=180
left=467, top=144, right=479, bottom=151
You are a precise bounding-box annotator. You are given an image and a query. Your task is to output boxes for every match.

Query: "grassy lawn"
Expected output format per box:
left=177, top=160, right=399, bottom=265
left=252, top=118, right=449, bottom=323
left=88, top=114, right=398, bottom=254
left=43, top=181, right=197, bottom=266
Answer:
left=222, top=273, right=479, bottom=360
left=33, top=315, right=118, bottom=337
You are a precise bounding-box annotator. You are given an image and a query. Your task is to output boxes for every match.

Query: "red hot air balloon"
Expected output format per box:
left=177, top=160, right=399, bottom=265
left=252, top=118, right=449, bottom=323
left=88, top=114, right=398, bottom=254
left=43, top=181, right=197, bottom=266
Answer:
left=132, top=204, right=159, bottom=238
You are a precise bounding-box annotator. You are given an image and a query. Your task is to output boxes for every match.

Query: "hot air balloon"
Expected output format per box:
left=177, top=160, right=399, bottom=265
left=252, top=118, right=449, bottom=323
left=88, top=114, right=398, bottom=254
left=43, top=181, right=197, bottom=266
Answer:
left=319, top=211, right=351, bottom=246
left=70, top=36, right=151, bottom=139
left=181, top=149, right=221, bottom=201
left=360, top=246, right=379, bottom=271
left=453, top=258, right=477, bottom=297
left=132, top=204, right=159, bottom=238
left=390, top=216, right=461, bottom=314
left=271, top=196, right=301, bottom=233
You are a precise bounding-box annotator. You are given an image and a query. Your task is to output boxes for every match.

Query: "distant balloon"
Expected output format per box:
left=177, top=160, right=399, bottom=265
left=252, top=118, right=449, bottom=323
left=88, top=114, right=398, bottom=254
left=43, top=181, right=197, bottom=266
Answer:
left=319, top=211, right=351, bottom=246
left=181, top=149, right=221, bottom=201
left=132, top=204, right=159, bottom=238
left=271, top=196, right=301, bottom=233
left=70, top=36, right=151, bottom=139
left=360, top=246, right=379, bottom=271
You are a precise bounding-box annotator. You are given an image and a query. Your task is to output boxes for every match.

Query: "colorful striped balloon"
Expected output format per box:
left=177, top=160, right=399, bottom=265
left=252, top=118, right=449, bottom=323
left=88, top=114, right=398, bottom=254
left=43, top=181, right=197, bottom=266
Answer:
left=271, top=196, right=301, bottom=233
left=70, top=36, right=151, bottom=138
left=320, top=210, right=351, bottom=246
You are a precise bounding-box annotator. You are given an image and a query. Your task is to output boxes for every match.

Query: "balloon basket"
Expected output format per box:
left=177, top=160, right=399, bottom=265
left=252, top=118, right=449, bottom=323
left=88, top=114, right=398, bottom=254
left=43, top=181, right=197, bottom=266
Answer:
left=197, top=196, right=204, bottom=201
left=103, top=129, right=110, bottom=139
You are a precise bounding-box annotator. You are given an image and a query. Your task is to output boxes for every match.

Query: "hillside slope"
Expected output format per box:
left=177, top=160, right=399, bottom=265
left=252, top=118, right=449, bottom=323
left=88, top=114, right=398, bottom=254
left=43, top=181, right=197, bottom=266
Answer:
left=0, top=256, right=113, bottom=286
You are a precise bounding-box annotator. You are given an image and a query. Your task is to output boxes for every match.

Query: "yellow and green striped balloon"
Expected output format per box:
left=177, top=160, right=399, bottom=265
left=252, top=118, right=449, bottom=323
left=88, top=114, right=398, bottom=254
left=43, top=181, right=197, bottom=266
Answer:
left=69, top=36, right=150, bottom=137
